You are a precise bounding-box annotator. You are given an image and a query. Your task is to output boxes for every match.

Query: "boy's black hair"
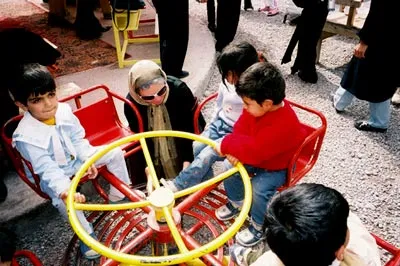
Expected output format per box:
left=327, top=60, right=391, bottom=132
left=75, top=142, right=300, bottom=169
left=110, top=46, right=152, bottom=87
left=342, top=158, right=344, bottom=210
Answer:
left=236, top=62, right=285, bottom=105
left=0, top=227, right=16, bottom=262
left=264, top=183, right=350, bottom=266
left=9, top=63, right=56, bottom=105
left=216, top=41, right=263, bottom=86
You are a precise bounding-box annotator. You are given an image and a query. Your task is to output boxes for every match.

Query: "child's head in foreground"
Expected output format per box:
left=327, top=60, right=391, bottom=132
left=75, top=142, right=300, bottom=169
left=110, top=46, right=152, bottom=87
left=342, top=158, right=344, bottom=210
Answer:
left=264, top=183, right=350, bottom=266
left=217, top=41, right=266, bottom=86
left=0, top=227, right=16, bottom=266
left=10, top=63, right=57, bottom=122
left=236, top=61, right=285, bottom=117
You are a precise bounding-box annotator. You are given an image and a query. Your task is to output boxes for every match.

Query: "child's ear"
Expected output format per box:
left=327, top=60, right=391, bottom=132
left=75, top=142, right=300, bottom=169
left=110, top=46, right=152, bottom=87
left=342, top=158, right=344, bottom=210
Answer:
left=257, top=51, right=266, bottom=62
left=15, top=101, right=28, bottom=111
left=335, top=244, right=346, bottom=261
left=262, top=99, right=274, bottom=109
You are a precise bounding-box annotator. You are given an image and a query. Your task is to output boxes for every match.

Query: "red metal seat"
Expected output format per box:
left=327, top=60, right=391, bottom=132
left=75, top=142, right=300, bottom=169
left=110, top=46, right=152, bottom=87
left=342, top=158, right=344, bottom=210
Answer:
left=193, top=92, right=327, bottom=190
left=372, top=234, right=400, bottom=266
left=11, top=250, right=42, bottom=266
left=0, top=85, right=144, bottom=199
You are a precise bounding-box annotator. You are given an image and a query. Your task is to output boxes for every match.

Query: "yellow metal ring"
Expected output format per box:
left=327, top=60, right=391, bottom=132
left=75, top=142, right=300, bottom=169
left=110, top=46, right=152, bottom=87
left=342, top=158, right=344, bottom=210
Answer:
left=67, top=130, right=252, bottom=265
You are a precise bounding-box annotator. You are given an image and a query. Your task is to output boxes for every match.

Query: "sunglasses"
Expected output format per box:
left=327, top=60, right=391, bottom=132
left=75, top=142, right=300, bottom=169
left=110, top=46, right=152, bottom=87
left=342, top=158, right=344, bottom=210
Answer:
left=139, top=86, right=167, bottom=101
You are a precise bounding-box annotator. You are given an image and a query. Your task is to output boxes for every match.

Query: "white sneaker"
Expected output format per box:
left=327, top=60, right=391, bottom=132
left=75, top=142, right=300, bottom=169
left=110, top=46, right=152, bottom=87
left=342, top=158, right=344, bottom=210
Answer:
left=391, top=88, right=400, bottom=105
left=160, top=178, right=179, bottom=192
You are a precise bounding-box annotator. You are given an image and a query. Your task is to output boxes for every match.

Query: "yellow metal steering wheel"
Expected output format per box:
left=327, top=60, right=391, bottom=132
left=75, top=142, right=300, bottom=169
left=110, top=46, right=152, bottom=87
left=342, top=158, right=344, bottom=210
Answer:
left=67, top=130, right=252, bottom=265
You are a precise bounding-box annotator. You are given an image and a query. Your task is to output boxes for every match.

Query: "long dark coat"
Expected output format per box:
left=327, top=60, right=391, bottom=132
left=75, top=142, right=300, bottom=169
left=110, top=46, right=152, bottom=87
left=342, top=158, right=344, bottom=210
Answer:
left=341, top=0, right=400, bottom=103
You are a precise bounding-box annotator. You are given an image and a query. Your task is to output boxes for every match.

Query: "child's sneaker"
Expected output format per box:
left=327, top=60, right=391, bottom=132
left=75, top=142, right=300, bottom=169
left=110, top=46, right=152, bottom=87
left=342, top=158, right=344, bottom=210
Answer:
left=235, top=224, right=265, bottom=247
left=267, top=8, right=279, bottom=16
left=215, top=201, right=240, bottom=221
left=229, top=244, right=252, bottom=266
left=109, top=189, right=146, bottom=204
left=80, top=232, right=101, bottom=260
left=258, top=5, right=270, bottom=12
left=160, top=178, right=179, bottom=192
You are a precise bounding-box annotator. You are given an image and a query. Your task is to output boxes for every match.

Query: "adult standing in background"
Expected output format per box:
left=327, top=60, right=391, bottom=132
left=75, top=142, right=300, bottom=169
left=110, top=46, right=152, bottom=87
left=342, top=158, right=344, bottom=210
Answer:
left=200, top=0, right=241, bottom=52
left=152, top=0, right=189, bottom=78
left=281, top=0, right=328, bottom=83
left=215, top=0, right=242, bottom=52
left=332, top=0, right=400, bottom=133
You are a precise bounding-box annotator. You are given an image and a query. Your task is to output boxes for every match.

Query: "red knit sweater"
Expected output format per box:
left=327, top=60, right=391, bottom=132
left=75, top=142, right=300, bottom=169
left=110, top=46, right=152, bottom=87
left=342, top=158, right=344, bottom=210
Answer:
left=221, top=100, right=307, bottom=171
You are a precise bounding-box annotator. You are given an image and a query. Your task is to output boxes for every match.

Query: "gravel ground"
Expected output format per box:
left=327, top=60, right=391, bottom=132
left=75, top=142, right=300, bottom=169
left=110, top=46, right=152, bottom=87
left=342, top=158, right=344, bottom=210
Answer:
left=3, top=0, right=399, bottom=265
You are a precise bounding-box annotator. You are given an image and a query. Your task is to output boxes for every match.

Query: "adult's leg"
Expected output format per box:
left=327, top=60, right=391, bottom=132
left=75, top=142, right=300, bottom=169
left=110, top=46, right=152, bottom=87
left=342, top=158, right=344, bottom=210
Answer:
left=215, top=0, right=241, bottom=52
left=157, top=0, right=189, bottom=75
left=368, top=99, right=391, bottom=129
left=333, top=86, right=355, bottom=111
left=207, top=0, right=216, bottom=30
left=295, top=1, right=328, bottom=81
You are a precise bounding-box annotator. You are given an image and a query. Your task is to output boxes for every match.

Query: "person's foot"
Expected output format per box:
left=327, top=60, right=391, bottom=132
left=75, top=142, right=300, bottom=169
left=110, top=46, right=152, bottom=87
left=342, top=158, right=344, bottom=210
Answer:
left=391, top=88, right=400, bottom=106
left=207, top=24, right=216, bottom=33
left=258, top=5, right=270, bottom=12
left=80, top=230, right=101, bottom=260
left=354, top=121, right=387, bottom=133
left=174, top=70, right=189, bottom=79
left=109, top=189, right=146, bottom=203
left=267, top=8, right=279, bottom=16
left=235, top=224, right=265, bottom=247
left=289, top=15, right=301, bottom=25
left=229, top=244, right=252, bottom=266
left=215, top=202, right=240, bottom=221
left=298, top=70, right=318, bottom=84
left=160, top=178, right=179, bottom=193
left=0, top=177, right=7, bottom=203
left=244, top=5, right=254, bottom=11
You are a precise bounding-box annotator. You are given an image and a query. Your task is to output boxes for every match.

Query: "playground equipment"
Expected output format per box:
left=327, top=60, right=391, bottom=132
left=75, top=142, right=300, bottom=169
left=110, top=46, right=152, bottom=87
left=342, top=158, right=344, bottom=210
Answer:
left=66, top=130, right=252, bottom=265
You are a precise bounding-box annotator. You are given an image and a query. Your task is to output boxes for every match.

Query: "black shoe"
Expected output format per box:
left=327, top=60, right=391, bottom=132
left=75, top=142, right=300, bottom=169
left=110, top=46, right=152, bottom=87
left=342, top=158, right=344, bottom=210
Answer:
left=298, top=70, right=318, bottom=84
left=354, top=121, right=387, bottom=133
left=244, top=5, right=254, bottom=11
left=175, top=70, right=189, bottom=79
left=207, top=24, right=216, bottom=33
left=0, top=177, right=7, bottom=203
left=290, top=66, right=299, bottom=75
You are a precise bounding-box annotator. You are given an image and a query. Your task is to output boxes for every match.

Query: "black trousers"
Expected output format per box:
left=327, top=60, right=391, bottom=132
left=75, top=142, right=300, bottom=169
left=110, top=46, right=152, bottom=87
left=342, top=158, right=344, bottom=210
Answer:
left=153, top=0, right=189, bottom=76
left=292, top=1, right=328, bottom=74
left=215, top=0, right=241, bottom=52
left=207, top=0, right=215, bottom=27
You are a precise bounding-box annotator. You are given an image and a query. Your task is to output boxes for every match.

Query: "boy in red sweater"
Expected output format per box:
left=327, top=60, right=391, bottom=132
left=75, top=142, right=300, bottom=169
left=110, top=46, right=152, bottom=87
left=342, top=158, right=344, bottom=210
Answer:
left=214, top=62, right=307, bottom=247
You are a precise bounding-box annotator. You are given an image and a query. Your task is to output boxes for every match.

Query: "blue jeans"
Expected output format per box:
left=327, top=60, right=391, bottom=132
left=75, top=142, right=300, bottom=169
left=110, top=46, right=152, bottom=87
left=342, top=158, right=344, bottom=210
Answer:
left=174, top=118, right=232, bottom=190
left=223, top=161, right=286, bottom=226
left=333, top=86, right=391, bottom=129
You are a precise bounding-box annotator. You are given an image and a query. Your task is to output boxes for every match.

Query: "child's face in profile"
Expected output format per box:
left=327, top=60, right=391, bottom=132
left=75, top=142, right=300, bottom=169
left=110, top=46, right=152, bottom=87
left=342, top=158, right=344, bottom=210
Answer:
left=242, top=96, right=271, bottom=117
left=24, top=90, right=58, bottom=122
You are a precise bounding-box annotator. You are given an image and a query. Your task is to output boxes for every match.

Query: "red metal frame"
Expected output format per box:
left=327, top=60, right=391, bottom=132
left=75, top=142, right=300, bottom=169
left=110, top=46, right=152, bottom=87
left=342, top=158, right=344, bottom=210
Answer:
left=193, top=92, right=328, bottom=190
left=372, top=234, right=400, bottom=266
left=0, top=84, right=144, bottom=200
left=11, top=250, right=42, bottom=266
